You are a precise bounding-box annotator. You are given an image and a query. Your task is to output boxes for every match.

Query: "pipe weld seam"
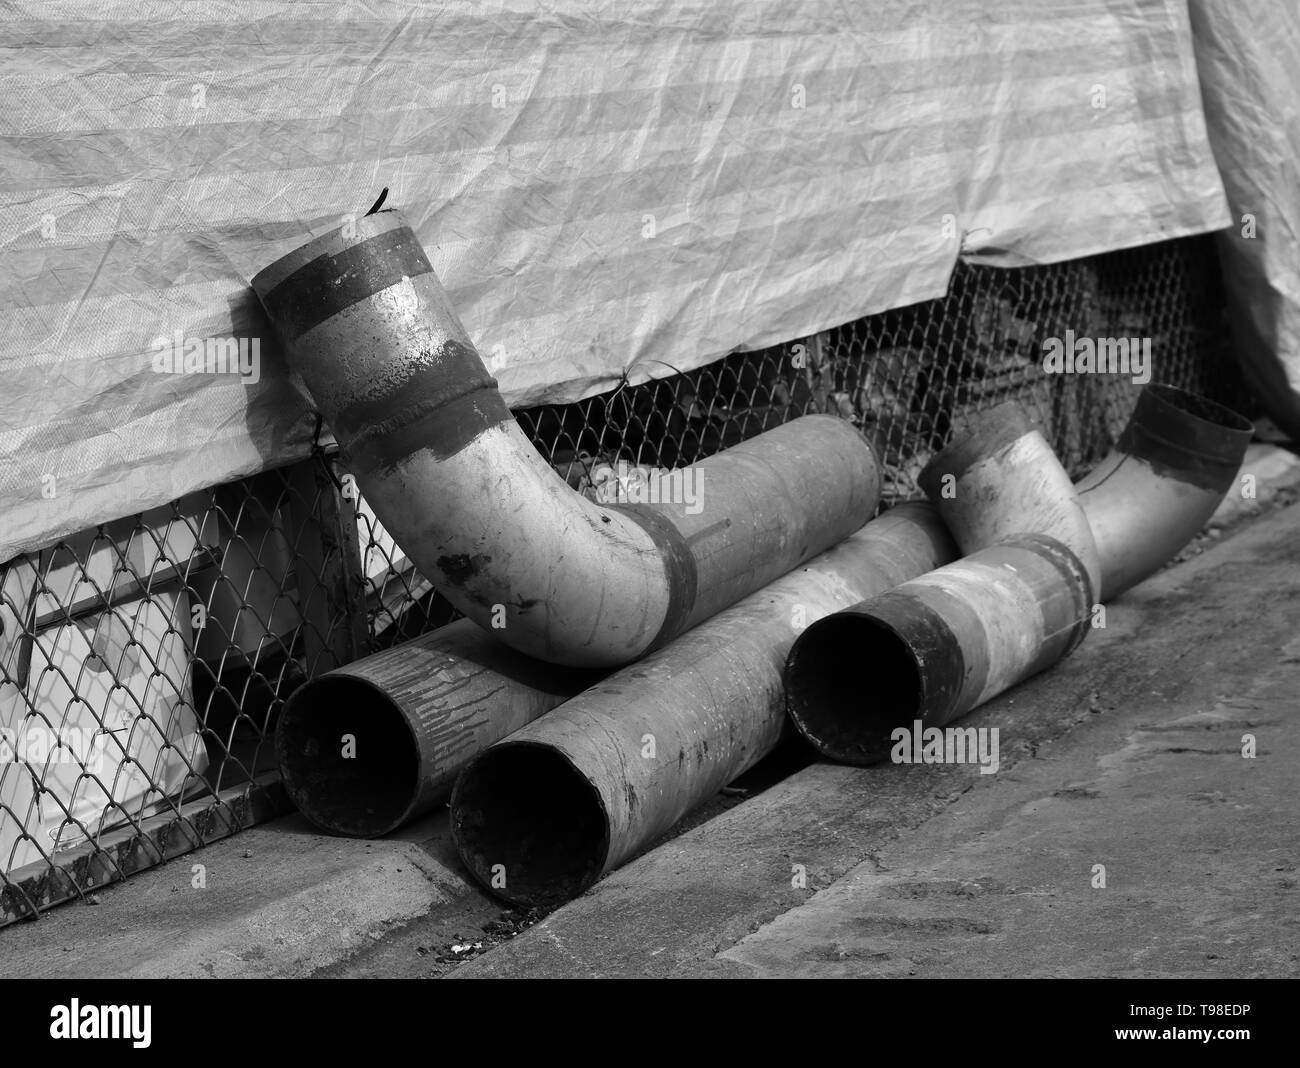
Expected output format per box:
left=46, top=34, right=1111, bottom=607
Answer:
left=260, top=226, right=434, bottom=341
left=1006, top=533, right=1094, bottom=657
left=607, top=504, right=699, bottom=652
left=345, top=386, right=514, bottom=471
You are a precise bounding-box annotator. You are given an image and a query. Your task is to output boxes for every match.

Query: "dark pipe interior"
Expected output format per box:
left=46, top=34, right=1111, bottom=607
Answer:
left=452, top=743, right=609, bottom=907
left=785, top=614, right=923, bottom=765
left=1148, top=383, right=1252, bottom=431
left=276, top=677, right=419, bottom=836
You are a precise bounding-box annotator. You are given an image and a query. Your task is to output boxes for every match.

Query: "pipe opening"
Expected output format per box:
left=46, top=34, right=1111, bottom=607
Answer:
left=785, top=614, right=923, bottom=765
left=276, top=678, right=420, bottom=837
left=452, top=743, right=609, bottom=907
left=1146, top=383, right=1252, bottom=432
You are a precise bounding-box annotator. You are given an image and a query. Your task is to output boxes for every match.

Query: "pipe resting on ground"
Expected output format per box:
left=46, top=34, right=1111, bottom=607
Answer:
left=252, top=210, right=880, bottom=668
left=451, top=502, right=957, bottom=906
left=784, top=383, right=1252, bottom=765
left=784, top=534, right=1092, bottom=764
left=275, top=618, right=597, bottom=837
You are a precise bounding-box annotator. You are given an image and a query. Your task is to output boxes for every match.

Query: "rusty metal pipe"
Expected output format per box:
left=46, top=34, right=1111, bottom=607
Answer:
left=784, top=534, right=1092, bottom=764
left=1075, top=384, right=1253, bottom=601
left=274, top=397, right=881, bottom=835
left=275, top=618, right=597, bottom=837
left=252, top=210, right=879, bottom=668
left=450, top=502, right=957, bottom=906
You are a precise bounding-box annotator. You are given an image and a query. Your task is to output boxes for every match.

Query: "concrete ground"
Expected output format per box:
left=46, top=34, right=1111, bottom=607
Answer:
left=4, top=448, right=1299, bottom=979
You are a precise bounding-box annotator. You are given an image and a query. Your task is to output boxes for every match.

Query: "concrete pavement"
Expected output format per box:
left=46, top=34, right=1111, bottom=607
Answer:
left=3, top=449, right=1298, bottom=979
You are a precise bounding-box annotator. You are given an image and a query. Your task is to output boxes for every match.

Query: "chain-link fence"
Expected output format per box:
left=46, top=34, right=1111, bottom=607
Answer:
left=0, top=234, right=1250, bottom=926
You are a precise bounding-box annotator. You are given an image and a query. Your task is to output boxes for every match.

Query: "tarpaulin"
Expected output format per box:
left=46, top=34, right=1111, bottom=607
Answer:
left=1189, top=0, right=1300, bottom=439
left=0, top=0, right=1230, bottom=563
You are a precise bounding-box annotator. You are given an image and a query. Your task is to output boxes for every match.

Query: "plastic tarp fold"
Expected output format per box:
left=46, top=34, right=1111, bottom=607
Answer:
left=0, top=0, right=1229, bottom=562
left=1189, top=0, right=1300, bottom=439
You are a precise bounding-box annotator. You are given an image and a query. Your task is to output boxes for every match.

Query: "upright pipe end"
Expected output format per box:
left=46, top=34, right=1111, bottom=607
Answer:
left=1113, top=383, right=1254, bottom=490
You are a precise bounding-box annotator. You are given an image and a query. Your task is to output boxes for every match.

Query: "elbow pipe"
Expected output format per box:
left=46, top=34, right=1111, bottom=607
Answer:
left=251, top=210, right=880, bottom=668
left=783, top=384, right=1250, bottom=764
left=788, top=398, right=1100, bottom=764
left=784, top=534, right=1092, bottom=765
left=274, top=396, right=879, bottom=835
left=1075, top=384, right=1253, bottom=601
left=918, top=399, right=1101, bottom=592
left=450, top=502, right=957, bottom=907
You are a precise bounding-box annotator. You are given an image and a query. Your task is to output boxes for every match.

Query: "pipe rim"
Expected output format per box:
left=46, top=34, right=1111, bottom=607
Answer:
left=1117, top=383, right=1254, bottom=479
left=250, top=209, right=406, bottom=299
left=1141, top=383, right=1253, bottom=437
left=451, top=740, right=612, bottom=907
left=785, top=610, right=927, bottom=765
left=276, top=673, right=423, bottom=837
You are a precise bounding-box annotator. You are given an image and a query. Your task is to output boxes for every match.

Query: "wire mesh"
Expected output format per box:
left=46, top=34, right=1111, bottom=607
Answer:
left=0, top=234, right=1250, bottom=925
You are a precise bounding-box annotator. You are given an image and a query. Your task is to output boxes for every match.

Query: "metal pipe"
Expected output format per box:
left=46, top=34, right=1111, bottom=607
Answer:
left=918, top=399, right=1100, bottom=592
left=252, top=210, right=880, bottom=668
left=450, top=502, right=957, bottom=906
left=784, top=534, right=1092, bottom=764
left=1075, top=384, right=1253, bottom=601
left=783, top=384, right=1251, bottom=765
left=274, top=390, right=883, bottom=835
left=275, top=618, right=597, bottom=837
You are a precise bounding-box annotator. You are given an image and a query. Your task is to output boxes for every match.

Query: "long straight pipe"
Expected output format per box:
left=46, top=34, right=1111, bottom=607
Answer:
left=252, top=210, right=880, bottom=668
left=784, top=534, right=1092, bottom=764
left=450, top=502, right=957, bottom=907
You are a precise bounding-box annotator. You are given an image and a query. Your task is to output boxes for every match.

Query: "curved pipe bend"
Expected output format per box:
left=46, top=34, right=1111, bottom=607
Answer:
left=253, top=211, right=880, bottom=668
left=1076, top=384, right=1253, bottom=601
left=919, top=398, right=1101, bottom=592
left=784, top=384, right=1252, bottom=765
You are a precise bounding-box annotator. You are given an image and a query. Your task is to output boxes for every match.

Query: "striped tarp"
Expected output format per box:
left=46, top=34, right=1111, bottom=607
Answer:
left=0, top=0, right=1229, bottom=562
left=1190, top=0, right=1300, bottom=440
